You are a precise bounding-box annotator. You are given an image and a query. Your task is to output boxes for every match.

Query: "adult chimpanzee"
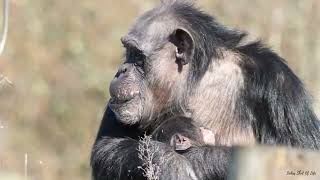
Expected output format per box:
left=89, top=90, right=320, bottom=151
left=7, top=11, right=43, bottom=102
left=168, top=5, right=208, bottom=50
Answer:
left=91, top=1, right=320, bottom=180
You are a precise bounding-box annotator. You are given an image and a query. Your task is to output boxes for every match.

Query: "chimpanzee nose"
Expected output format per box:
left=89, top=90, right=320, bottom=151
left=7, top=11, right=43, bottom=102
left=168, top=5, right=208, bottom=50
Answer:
left=115, top=63, right=132, bottom=78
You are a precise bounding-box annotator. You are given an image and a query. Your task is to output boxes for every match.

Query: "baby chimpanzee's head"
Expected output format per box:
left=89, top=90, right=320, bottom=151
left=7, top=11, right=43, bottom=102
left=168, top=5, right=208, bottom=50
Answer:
left=152, top=116, right=215, bottom=151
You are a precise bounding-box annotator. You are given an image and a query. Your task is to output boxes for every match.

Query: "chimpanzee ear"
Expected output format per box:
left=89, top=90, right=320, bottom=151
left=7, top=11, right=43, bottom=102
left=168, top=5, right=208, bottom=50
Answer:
left=170, top=28, right=194, bottom=65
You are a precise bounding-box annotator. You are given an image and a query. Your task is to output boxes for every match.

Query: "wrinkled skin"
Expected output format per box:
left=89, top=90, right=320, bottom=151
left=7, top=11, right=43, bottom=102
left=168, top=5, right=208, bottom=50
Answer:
left=108, top=23, right=190, bottom=126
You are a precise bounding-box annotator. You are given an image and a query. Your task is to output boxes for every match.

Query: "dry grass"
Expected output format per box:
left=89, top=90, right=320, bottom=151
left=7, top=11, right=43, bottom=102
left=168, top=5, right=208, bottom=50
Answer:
left=138, top=135, right=163, bottom=180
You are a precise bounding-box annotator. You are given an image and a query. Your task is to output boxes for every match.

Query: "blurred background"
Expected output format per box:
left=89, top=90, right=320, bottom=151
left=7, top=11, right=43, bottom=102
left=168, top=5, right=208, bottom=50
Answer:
left=0, top=0, right=319, bottom=179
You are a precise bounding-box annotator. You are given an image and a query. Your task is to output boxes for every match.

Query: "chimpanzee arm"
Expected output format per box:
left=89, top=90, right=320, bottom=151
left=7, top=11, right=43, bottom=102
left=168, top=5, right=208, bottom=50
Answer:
left=91, top=107, right=198, bottom=180
left=182, top=146, right=232, bottom=180
left=91, top=137, right=201, bottom=180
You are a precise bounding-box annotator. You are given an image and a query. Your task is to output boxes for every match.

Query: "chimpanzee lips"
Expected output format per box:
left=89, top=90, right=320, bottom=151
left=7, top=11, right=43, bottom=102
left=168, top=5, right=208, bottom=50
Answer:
left=109, top=97, right=133, bottom=105
left=109, top=91, right=139, bottom=105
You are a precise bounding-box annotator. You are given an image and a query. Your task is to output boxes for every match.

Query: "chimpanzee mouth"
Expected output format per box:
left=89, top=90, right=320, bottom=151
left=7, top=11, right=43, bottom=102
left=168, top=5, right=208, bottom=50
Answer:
left=109, top=96, right=137, bottom=106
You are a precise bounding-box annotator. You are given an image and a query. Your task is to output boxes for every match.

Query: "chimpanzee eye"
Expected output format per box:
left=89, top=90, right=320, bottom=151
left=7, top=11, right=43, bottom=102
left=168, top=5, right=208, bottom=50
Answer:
left=132, top=50, right=145, bottom=67
left=125, top=46, right=146, bottom=68
left=134, top=56, right=144, bottom=67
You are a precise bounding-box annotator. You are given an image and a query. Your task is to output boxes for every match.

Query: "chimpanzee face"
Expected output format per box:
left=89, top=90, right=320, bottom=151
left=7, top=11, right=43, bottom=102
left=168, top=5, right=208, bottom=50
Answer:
left=108, top=15, right=194, bottom=125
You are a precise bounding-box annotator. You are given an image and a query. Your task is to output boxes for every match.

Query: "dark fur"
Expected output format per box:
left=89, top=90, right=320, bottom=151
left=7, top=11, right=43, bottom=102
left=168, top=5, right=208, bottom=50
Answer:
left=91, top=1, right=320, bottom=180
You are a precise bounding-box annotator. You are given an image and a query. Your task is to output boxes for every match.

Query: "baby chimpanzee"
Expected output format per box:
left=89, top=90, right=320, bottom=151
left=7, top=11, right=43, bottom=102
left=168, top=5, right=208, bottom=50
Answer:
left=152, top=116, right=215, bottom=151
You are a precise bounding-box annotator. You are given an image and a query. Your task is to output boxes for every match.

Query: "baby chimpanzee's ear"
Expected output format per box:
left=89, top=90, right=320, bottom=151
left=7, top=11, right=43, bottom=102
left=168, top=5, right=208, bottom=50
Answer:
left=170, top=133, right=192, bottom=151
